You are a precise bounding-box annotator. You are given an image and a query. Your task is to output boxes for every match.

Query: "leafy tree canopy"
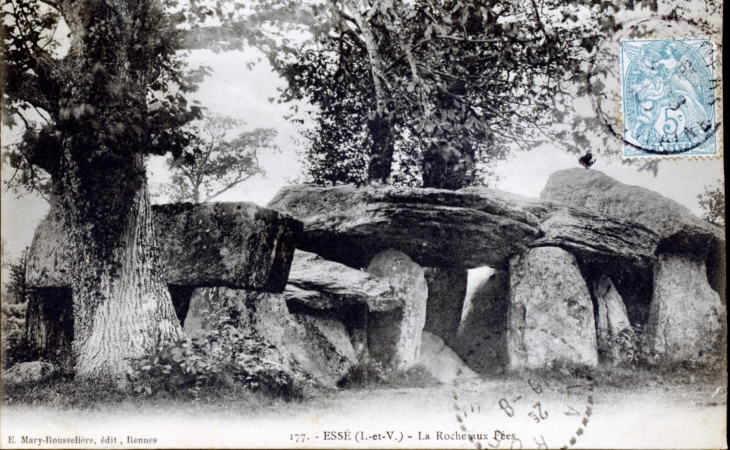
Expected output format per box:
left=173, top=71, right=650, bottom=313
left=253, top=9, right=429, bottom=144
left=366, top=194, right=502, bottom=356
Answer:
left=698, top=179, right=725, bottom=230
left=161, top=114, right=278, bottom=203
left=219, top=0, right=625, bottom=188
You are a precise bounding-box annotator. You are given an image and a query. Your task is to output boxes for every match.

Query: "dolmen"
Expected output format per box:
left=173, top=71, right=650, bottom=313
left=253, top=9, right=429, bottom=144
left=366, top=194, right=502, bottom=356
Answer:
left=25, top=169, right=726, bottom=388
left=266, top=168, right=725, bottom=371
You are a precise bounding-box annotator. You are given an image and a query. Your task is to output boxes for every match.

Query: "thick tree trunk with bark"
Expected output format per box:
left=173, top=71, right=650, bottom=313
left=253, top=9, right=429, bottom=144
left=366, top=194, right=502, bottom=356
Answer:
left=33, top=0, right=189, bottom=385
left=58, top=151, right=184, bottom=385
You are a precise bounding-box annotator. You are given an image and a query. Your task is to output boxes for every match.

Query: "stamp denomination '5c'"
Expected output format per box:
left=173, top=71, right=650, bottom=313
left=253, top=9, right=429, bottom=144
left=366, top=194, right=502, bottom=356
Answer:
left=621, top=38, right=719, bottom=159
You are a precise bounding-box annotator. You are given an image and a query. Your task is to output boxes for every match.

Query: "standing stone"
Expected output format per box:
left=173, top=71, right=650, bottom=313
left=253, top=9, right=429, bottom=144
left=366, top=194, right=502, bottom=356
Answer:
left=456, top=270, right=510, bottom=374
left=594, top=275, right=631, bottom=365
left=643, top=254, right=724, bottom=364
left=183, top=287, right=357, bottom=387
left=23, top=288, right=74, bottom=374
left=366, top=249, right=428, bottom=371
left=423, top=267, right=468, bottom=348
left=508, top=247, right=598, bottom=369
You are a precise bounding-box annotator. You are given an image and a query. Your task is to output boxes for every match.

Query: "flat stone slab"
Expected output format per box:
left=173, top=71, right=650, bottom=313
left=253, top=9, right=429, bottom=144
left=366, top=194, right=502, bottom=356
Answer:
left=541, top=168, right=725, bottom=255
left=27, top=202, right=302, bottom=292
left=541, top=168, right=726, bottom=299
left=284, top=251, right=404, bottom=313
left=532, top=208, right=659, bottom=270
left=267, top=184, right=540, bottom=270
left=461, top=187, right=660, bottom=271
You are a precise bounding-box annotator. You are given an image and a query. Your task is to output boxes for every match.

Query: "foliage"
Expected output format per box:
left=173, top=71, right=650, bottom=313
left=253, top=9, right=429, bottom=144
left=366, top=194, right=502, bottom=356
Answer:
left=161, top=114, right=278, bottom=202
left=340, top=360, right=439, bottom=388
left=1, top=249, right=30, bottom=369
left=2, top=248, right=29, bottom=305
left=232, top=0, right=623, bottom=188
left=697, top=179, right=725, bottom=230
left=126, top=301, right=310, bottom=400
left=0, top=0, right=210, bottom=190
left=0, top=0, right=228, bottom=382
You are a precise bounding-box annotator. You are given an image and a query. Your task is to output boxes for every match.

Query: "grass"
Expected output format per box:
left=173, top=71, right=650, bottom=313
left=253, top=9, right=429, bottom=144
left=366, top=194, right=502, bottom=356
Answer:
left=4, top=358, right=725, bottom=413
left=1, top=373, right=294, bottom=412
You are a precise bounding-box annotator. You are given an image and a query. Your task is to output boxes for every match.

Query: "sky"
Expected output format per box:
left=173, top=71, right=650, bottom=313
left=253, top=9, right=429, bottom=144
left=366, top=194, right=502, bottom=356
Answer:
left=1, top=37, right=724, bottom=263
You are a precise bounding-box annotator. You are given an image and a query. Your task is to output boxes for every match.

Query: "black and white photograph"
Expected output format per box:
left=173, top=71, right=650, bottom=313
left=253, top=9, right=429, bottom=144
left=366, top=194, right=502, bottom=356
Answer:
left=0, top=0, right=725, bottom=447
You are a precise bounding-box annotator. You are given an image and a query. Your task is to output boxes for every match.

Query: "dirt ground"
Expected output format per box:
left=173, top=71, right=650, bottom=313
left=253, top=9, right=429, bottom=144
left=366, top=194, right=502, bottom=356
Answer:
left=1, top=370, right=727, bottom=449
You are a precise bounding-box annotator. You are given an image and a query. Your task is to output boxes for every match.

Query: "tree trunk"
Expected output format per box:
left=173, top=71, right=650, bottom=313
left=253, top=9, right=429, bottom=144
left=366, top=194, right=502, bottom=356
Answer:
left=344, top=2, right=396, bottom=183
left=422, top=136, right=475, bottom=190
left=59, top=150, right=184, bottom=386
left=367, top=114, right=395, bottom=183
left=41, top=0, right=188, bottom=386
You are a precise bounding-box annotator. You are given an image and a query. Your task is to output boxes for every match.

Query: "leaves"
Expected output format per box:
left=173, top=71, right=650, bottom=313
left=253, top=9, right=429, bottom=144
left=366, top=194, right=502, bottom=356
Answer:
left=125, top=295, right=308, bottom=399
left=250, top=0, right=618, bottom=188
left=698, top=180, right=725, bottom=230
left=160, top=114, right=279, bottom=202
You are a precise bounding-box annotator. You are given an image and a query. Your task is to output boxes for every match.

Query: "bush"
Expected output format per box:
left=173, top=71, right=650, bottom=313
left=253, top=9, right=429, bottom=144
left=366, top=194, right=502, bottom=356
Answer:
left=1, top=251, right=29, bottom=370
left=340, top=360, right=439, bottom=389
left=127, top=304, right=311, bottom=401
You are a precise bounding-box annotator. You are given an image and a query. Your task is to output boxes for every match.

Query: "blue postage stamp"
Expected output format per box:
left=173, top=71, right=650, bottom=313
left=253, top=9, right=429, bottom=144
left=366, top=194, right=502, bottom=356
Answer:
left=621, top=38, right=719, bottom=158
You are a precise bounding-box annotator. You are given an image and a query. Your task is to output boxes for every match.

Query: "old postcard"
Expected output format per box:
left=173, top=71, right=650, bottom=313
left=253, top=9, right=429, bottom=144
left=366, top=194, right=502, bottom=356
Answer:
left=1, top=0, right=725, bottom=448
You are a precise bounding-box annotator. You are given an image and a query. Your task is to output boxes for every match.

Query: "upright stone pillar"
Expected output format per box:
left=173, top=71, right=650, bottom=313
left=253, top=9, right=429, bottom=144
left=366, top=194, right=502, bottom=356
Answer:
left=24, top=288, right=74, bottom=374
left=367, top=249, right=428, bottom=371
left=456, top=270, right=510, bottom=374
left=644, top=253, right=724, bottom=364
left=593, top=274, right=631, bottom=365
left=423, top=267, right=468, bottom=348
left=507, top=247, right=598, bottom=369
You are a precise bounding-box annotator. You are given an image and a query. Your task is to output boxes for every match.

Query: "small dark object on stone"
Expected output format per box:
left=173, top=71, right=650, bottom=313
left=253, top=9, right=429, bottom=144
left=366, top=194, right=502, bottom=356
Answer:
left=578, top=151, right=596, bottom=169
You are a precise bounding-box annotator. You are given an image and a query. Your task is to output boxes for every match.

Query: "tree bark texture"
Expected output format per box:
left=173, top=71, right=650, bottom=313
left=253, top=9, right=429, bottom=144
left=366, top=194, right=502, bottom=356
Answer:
left=58, top=152, right=184, bottom=385
left=37, top=0, right=188, bottom=385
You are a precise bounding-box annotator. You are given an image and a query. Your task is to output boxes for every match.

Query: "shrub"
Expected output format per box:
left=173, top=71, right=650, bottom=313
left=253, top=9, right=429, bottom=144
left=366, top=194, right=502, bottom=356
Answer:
left=127, top=304, right=311, bottom=400
left=1, top=251, right=29, bottom=369
left=340, top=360, right=439, bottom=388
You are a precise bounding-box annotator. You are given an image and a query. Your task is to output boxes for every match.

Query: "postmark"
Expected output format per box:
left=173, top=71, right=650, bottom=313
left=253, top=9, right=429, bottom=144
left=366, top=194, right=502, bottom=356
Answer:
left=620, top=38, right=719, bottom=158
left=450, top=372, right=595, bottom=450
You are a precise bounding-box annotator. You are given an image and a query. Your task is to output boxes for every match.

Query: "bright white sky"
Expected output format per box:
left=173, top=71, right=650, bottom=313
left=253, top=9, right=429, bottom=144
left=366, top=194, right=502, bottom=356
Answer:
left=1, top=37, right=724, bottom=261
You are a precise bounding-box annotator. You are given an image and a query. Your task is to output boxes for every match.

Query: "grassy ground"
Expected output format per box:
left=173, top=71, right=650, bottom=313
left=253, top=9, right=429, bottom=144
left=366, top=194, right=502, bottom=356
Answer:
left=1, top=364, right=726, bottom=449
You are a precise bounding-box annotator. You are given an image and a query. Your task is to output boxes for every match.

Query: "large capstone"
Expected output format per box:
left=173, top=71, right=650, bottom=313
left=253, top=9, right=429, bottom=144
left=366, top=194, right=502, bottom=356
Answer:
left=267, top=184, right=540, bottom=270
left=461, top=186, right=660, bottom=273
left=26, top=202, right=302, bottom=292
left=366, top=249, right=428, bottom=370
left=541, top=169, right=725, bottom=298
left=531, top=208, right=659, bottom=271
left=643, top=254, right=725, bottom=364
left=507, top=247, right=598, bottom=369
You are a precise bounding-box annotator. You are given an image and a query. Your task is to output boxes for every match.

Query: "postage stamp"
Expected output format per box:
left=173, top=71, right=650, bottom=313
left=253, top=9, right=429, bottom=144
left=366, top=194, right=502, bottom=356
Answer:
left=620, top=38, right=719, bottom=159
